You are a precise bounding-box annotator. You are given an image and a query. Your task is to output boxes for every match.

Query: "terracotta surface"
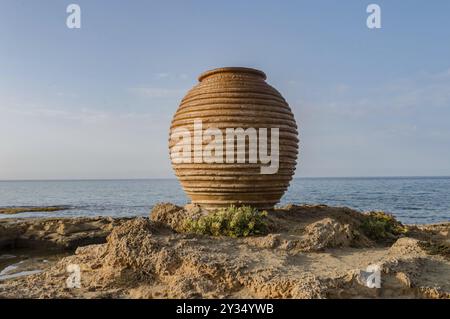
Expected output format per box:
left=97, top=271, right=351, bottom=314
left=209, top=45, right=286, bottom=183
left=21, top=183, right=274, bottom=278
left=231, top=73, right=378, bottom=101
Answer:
left=169, top=67, right=299, bottom=209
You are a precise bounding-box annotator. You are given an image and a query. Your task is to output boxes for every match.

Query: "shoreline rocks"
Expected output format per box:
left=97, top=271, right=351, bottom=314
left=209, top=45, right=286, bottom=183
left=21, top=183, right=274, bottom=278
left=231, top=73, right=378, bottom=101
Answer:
left=0, top=216, right=131, bottom=251
left=0, top=206, right=70, bottom=215
left=0, top=203, right=448, bottom=299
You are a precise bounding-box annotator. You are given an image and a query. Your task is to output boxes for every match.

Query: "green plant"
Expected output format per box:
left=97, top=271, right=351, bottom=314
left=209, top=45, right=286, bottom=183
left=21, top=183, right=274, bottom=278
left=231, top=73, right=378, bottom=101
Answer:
left=360, top=211, right=408, bottom=241
left=184, top=205, right=269, bottom=238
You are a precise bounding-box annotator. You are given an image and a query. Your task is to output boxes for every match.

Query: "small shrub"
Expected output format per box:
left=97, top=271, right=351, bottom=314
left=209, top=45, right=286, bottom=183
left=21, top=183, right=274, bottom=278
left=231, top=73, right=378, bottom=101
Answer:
left=360, top=211, right=408, bottom=241
left=184, top=205, right=269, bottom=238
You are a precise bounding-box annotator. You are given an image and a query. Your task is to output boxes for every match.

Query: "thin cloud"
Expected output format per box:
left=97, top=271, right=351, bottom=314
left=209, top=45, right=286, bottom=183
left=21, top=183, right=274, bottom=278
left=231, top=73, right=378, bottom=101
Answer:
left=154, top=72, right=191, bottom=80
left=0, top=103, right=109, bottom=124
left=294, top=67, right=450, bottom=119
left=129, top=87, right=186, bottom=99
left=155, top=72, right=170, bottom=78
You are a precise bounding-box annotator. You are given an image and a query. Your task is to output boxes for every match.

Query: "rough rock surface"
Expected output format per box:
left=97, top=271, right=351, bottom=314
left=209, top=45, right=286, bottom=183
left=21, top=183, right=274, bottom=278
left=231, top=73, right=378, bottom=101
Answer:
left=0, top=217, right=130, bottom=250
left=0, top=206, right=69, bottom=215
left=150, top=203, right=207, bottom=232
left=0, top=203, right=449, bottom=299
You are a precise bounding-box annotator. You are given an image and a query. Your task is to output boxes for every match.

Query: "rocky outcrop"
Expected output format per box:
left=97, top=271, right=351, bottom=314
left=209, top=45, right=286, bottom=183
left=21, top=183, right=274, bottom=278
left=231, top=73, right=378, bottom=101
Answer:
left=0, top=203, right=448, bottom=299
left=150, top=203, right=207, bottom=232
left=0, top=206, right=69, bottom=215
left=0, top=217, right=130, bottom=250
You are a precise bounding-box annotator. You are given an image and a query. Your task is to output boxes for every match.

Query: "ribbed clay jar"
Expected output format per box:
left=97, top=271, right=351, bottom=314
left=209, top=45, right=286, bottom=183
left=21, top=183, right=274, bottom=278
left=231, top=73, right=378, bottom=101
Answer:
left=169, top=67, right=299, bottom=210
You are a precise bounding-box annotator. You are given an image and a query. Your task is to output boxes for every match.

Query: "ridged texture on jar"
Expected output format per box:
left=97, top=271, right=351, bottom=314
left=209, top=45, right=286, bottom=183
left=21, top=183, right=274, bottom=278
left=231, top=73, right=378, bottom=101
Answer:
left=169, top=67, right=299, bottom=210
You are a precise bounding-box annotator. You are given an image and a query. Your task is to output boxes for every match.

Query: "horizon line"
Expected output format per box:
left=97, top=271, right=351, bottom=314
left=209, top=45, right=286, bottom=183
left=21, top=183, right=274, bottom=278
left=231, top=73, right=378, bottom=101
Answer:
left=1, top=175, right=450, bottom=182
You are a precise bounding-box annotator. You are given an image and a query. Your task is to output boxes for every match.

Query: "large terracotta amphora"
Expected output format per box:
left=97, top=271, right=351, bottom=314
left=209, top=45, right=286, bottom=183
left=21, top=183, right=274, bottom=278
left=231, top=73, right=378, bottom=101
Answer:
left=169, top=67, right=298, bottom=210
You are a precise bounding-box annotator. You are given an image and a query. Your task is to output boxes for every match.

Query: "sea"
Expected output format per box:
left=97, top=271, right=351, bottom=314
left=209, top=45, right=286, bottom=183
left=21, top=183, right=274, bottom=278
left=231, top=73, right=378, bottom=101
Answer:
left=0, top=177, right=449, bottom=224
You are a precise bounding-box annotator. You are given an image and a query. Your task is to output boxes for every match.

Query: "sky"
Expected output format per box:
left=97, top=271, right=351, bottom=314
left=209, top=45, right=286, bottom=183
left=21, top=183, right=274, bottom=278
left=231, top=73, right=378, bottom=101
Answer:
left=1, top=0, right=450, bottom=179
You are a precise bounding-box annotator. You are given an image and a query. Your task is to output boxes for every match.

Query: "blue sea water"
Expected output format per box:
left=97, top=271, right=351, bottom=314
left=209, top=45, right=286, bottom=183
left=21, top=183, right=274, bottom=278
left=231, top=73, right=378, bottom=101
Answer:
left=0, top=177, right=449, bottom=224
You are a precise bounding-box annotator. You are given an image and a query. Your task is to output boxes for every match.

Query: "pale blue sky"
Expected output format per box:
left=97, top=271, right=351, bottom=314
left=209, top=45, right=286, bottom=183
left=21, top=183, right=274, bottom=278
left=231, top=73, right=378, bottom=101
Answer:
left=1, top=0, right=450, bottom=179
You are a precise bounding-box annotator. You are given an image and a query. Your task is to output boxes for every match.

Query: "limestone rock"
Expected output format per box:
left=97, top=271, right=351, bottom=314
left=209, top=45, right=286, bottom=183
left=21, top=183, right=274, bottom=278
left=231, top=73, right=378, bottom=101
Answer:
left=1, top=204, right=449, bottom=299
left=150, top=202, right=207, bottom=232
left=0, top=217, right=129, bottom=250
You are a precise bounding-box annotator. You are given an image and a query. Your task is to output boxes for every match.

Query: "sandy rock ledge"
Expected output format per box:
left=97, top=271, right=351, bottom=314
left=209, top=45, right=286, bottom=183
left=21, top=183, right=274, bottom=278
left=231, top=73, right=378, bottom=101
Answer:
left=0, top=203, right=449, bottom=299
